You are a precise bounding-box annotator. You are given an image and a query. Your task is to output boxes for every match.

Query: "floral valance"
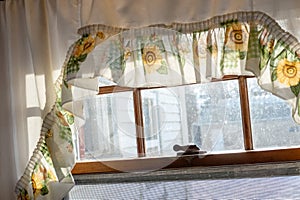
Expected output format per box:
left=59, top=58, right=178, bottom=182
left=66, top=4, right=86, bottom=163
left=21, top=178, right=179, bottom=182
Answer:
left=62, top=11, right=300, bottom=122
left=16, top=11, right=300, bottom=199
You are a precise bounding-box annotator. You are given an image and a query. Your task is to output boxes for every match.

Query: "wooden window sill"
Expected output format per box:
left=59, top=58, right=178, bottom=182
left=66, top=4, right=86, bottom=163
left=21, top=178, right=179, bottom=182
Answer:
left=72, top=147, right=300, bottom=175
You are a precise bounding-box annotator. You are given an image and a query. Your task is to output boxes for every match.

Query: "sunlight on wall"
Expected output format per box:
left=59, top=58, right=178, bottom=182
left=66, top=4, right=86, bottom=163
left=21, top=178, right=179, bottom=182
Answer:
left=25, top=74, right=46, bottom=109
left=27, top=117, right=42, bottom=155
left=24, top=70, right=62, bottom=160
left=25, top=74, right=45, bottom=156
left=52, top=69, right=61, bottom=84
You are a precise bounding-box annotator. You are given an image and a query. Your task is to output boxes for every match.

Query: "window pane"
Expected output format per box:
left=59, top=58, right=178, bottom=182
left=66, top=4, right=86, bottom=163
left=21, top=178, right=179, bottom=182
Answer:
left=247, top=78, right=300, bottom=149
left=141, top=80, right=244, bottom=157
left=76, top=91, right=137, bottom=161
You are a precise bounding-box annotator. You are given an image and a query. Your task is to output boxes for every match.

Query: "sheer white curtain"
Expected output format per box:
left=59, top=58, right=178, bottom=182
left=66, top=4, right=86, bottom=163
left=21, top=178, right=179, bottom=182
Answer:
left=80, top=0, right=300, bottom=43
left=1, top=0, right=300, bottom=199
left=0, top=0, right=79, bottom=199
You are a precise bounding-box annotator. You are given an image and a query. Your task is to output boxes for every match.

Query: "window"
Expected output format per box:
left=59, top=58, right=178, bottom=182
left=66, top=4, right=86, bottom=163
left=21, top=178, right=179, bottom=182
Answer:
left=72, top=75, right=300, bottom=174
left=247, top=78, right=300, bottom=149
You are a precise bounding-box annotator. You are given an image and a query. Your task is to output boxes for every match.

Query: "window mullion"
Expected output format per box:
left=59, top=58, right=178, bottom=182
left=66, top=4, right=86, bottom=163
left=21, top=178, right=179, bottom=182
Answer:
left=238, top=76, right=254, bottom=150
left=133, top=88, right=146, bottom=157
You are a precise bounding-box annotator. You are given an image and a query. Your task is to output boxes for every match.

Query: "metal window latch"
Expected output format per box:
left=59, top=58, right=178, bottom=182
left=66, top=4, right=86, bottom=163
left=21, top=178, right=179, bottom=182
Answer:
left=173, top=144, right=207, bottom=156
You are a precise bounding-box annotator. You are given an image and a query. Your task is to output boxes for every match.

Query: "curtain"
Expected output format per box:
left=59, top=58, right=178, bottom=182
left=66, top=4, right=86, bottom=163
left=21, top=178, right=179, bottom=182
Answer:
left=1, top=0, right=300, bottom=199
left=0, top=0, right=80, bottom=199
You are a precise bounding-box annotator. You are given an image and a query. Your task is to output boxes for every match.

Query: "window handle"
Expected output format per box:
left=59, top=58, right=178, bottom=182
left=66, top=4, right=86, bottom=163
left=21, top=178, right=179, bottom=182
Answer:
left=173, top=144, right=206, bottom=156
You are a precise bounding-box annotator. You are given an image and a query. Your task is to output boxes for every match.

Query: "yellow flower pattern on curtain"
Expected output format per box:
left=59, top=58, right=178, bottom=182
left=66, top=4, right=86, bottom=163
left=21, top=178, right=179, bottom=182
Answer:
left=142, top=44, right=164, bottom=74
left=276, top=59, right=300, bottom=87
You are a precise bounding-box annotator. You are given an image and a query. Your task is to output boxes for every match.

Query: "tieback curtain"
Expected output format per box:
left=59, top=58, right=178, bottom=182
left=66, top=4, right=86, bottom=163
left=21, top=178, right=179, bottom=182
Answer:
left=16, top=11, right=300, bottom=199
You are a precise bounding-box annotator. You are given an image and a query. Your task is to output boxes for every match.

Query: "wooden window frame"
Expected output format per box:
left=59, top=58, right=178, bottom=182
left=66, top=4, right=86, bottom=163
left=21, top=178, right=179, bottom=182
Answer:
left=72, top=75, right=300, bottom=175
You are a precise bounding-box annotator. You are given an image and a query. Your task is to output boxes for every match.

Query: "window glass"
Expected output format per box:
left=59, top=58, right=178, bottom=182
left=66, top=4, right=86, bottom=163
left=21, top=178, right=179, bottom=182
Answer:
left=77, top=91, right=137, bottom=161
left=248, top=78, right=300, bottom=149
left=141, top=80, right=244, bottom=157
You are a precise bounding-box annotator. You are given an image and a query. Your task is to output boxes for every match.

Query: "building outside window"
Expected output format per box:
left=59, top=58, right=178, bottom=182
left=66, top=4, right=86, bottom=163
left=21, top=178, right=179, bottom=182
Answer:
left=76, top=76, right=300, bottom=163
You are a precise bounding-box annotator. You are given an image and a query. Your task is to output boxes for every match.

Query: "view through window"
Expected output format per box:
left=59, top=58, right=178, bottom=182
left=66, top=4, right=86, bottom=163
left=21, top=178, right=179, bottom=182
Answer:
left=74, top=76, right=300, bottom=164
